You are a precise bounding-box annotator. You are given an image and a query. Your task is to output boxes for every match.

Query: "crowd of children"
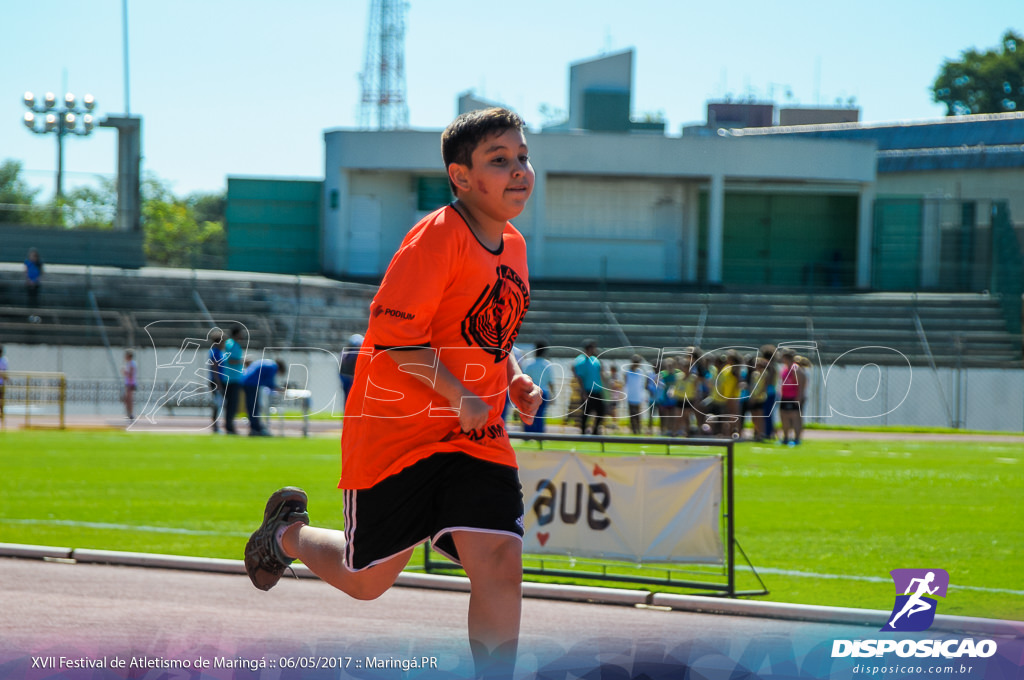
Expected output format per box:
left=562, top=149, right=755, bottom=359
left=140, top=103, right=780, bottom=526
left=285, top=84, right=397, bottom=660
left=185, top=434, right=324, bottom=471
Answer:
left=567, top=344, right=812, bottom=445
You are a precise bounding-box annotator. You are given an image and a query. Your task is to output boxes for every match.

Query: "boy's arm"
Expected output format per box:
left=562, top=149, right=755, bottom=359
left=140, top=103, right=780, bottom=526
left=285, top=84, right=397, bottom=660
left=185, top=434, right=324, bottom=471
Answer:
left=385, top=348, right=490, bottom=432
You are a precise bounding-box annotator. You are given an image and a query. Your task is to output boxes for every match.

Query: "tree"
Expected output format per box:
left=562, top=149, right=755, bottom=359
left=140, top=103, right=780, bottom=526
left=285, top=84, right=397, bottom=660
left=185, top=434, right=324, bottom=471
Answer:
left=0, top=159, right=46, bottom=224
left=933, top=30, right=1024, bottom=115
left=142, top=176, right=225, bottom=268
left=61, top=179, right=117, bottom=229
left=186, top=190, right=225, bottom=225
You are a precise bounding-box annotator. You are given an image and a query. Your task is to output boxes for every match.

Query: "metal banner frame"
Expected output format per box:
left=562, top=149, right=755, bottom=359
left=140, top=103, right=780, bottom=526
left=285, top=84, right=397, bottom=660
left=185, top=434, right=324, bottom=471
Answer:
left=423, top=431, right=767, bottom=598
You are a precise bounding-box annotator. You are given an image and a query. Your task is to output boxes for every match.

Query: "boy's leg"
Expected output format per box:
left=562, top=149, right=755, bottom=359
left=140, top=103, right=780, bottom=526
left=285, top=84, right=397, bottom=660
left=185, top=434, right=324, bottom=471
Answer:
left=452, top=530, right=523, bottom=677
left=246, top=487, right=413, bottom=599
left=281, top=524, right=414, bottom=600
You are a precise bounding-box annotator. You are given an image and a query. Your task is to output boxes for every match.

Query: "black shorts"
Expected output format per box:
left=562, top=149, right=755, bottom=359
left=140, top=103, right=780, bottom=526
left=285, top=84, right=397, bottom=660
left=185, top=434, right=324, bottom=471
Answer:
left=779, top=401, right=801, bottom=412
left=342, top=452, right=524, bottom=571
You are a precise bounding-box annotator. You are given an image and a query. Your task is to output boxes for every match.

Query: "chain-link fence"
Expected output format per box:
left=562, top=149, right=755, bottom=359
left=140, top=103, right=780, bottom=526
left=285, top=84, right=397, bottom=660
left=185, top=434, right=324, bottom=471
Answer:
left=3, top=340, right=1022, bottom=432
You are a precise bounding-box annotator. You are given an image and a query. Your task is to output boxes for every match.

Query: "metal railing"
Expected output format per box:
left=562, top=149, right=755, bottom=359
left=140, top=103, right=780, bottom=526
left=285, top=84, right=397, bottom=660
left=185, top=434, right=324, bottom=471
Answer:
left=0, top=371, right=66, bottom=429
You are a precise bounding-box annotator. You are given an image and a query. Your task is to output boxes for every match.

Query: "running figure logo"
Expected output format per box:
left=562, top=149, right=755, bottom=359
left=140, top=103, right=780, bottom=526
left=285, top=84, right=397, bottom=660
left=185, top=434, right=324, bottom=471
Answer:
left=882, top=568, right=950, bottom=632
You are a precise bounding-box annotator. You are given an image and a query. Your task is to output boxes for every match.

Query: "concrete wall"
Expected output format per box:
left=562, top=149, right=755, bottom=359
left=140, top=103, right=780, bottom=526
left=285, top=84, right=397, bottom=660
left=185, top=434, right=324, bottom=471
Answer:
left=0, top=226, right=145, bottom=269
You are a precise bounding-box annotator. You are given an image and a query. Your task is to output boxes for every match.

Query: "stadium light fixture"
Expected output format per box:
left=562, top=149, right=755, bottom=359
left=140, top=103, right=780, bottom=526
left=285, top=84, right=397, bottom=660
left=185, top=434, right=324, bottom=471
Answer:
left=22, top=88, right=99, bottom=199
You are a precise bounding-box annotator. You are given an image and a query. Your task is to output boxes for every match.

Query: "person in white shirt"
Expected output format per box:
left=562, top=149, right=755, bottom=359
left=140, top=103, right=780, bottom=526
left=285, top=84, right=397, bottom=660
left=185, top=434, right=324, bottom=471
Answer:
left=623, top=354, right=650, bottom=436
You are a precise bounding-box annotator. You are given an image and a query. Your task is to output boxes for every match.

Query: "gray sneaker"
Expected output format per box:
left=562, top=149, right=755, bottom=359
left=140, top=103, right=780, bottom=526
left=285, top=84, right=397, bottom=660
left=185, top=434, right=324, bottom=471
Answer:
left=244, top=487, right=309, bottom=591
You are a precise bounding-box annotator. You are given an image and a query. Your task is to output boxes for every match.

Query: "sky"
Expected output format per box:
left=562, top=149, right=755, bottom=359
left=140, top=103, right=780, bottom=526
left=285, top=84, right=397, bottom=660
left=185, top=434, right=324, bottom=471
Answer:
left=1, top=0, right=1021, bottom=199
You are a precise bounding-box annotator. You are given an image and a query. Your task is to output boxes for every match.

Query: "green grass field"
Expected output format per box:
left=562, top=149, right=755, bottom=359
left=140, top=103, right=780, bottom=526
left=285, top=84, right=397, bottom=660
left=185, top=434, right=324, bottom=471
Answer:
left=0, top=429, right=1021, bottom=621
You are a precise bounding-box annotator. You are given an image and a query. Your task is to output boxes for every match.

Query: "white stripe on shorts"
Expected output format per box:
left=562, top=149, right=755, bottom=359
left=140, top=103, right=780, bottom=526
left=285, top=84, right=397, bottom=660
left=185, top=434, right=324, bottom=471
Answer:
left=343, top=489, right=355, bottom=570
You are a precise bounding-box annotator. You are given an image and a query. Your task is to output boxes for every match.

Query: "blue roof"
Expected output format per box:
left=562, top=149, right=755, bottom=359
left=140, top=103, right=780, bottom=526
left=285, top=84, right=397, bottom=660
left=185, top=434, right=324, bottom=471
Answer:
left=731, top=113, right=1024, bottom=172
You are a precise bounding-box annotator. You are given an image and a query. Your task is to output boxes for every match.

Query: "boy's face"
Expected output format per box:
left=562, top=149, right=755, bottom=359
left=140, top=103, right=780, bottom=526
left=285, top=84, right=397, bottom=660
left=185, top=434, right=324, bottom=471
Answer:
left=454, top=128, right=534, bottom=221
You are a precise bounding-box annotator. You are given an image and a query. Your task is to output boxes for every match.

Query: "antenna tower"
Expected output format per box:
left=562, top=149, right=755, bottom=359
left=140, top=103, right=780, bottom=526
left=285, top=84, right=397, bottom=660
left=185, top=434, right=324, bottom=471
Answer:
left=359, top=0, right=409, bottom=129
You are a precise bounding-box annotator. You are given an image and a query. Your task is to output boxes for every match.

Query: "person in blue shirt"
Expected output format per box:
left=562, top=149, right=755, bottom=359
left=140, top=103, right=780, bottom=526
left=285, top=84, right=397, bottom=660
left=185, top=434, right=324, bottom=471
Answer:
left=572, top=339, right=605, bottom=435
left=242, top=358, right=286, bottom=436
left=24, top=248, right=43, bottom=309
left=221, top=325, right=246, bottom=435
left=520, top=340, right=554, bottom=434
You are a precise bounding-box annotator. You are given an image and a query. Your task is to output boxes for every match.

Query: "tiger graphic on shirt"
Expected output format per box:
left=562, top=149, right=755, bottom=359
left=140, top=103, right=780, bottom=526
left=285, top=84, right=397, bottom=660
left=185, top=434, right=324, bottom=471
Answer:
left=461, top=264, right=530, bottom=363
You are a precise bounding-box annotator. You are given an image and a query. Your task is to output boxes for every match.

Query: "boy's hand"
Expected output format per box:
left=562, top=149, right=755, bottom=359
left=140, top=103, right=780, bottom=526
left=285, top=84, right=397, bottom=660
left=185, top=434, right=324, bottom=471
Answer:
left=509, top=374, right=543, bottom=425
left=455, top=393, right=491, bottom=433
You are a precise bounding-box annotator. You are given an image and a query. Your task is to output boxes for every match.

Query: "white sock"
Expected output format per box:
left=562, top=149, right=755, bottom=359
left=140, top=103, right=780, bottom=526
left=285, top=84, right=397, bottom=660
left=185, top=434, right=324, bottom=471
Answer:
left=276, top=522, right=298, bottom=557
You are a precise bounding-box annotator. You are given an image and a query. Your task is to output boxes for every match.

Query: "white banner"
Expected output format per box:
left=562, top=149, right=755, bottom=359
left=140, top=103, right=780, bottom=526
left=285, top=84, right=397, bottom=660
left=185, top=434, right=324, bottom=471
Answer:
left=517, top=450, right=724, bottom=564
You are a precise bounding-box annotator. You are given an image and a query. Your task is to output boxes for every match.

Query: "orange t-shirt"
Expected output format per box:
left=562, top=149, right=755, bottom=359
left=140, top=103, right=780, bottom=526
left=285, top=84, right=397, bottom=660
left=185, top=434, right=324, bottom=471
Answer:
left=339, top=205, right=531, bottom=489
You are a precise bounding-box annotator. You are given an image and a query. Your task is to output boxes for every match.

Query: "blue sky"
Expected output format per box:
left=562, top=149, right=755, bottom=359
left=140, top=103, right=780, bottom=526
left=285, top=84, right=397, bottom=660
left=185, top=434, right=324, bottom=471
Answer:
left=1, top=0, right=1020, bottom=198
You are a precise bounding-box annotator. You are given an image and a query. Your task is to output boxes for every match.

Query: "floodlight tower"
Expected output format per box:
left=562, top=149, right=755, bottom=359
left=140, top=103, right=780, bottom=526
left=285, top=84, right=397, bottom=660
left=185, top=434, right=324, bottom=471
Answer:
left=359, top=0, right=409, bottom=129
left=22, top=91, right=98, bottom=200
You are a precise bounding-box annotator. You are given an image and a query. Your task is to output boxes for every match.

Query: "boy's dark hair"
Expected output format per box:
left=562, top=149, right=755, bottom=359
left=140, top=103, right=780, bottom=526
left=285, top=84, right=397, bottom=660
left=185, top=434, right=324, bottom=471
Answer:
left=441, top=107, right=526, bottom=194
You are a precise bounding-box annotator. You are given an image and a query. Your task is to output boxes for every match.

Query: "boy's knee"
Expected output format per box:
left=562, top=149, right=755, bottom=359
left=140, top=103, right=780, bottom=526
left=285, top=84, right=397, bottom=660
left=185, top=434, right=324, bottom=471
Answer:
left=472, top=540, right=523, bottom=586
left=345, top=579, right=391, bottom=601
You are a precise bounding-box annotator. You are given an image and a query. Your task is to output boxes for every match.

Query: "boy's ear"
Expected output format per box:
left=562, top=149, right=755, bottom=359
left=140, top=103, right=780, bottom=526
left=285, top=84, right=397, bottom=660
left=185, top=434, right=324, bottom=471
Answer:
left=448, top=163, right=472, bottom=195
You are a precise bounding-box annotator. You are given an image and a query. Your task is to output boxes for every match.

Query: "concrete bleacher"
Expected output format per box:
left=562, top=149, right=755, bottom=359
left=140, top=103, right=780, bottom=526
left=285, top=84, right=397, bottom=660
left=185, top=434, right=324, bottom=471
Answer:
left=0, top=264, right=376, bottom=352
left=1, top=264, right=1020, bottom=367
left=523, top=287, right=1022, bottom=367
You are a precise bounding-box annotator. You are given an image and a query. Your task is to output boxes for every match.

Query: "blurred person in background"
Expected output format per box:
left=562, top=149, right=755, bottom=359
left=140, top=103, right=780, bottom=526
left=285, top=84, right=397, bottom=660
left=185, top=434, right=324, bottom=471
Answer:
left=24, top=247, right=43, bottom=310
left=778, top=349, right=803, bottom=446
left=573, top=339, right=605, bottom=435
left=339, top=333, right=364, bottom=409
left=122, top=349, right=137, bottom=421
left=222, top=324, right=245, bottom=435
left=207, top=329, right=227, bottom=433
left=623, top=354, right=648, bottom=436
left=242, top=357, right=286, bottom=436
left=0, top=345, right=8, bottom=421
left=520, top=340, right=554, bottom=434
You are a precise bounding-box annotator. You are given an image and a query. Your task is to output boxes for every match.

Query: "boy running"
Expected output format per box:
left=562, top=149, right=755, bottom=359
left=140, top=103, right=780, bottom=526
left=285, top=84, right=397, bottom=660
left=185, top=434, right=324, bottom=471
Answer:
left=245, top=107, right=542, bottom=678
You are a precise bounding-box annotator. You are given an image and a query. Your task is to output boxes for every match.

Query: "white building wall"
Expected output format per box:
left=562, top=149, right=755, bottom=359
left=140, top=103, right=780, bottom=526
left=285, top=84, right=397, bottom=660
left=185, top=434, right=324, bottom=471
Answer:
left=322, top=129, right=877, bottom=281
left=545, top=177, right=685, bottom=281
